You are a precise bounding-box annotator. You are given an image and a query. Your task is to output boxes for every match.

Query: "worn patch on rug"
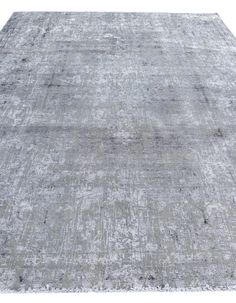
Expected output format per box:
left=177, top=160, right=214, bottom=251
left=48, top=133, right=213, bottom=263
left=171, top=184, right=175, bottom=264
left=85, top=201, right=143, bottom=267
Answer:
left=0, top=12, right=236, bottom=292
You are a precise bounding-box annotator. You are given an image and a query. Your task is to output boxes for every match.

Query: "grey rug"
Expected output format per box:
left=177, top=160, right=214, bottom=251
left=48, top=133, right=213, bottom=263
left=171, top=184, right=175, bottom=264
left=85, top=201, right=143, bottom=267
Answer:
left=0, top=12, right=236, bottom=292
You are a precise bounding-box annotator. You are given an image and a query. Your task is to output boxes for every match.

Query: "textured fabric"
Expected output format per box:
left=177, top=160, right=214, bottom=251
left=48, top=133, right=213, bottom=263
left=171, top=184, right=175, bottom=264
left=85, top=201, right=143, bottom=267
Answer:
left=0, top=12, right=236, bottom=292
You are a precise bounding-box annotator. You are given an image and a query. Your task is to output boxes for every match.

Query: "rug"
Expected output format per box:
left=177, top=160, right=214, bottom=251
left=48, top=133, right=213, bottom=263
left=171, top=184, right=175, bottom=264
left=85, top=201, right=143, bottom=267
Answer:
left=0, top=12, right=236, bottom=292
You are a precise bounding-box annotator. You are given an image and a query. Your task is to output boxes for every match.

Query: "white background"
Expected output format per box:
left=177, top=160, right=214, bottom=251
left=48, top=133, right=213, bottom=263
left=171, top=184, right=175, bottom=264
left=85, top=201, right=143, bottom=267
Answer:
left=0, top=0, right=236, bottom=302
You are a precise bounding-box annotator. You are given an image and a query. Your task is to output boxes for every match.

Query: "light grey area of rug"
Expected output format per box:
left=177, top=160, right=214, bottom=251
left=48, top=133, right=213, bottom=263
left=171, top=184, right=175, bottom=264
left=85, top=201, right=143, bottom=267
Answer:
left=0, top=12, right=236, bottom=292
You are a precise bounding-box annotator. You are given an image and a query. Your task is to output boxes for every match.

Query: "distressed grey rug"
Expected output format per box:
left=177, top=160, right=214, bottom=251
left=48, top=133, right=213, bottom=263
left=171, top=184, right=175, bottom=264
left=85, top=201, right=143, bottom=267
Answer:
left=0, top=12, right=236, bottom=292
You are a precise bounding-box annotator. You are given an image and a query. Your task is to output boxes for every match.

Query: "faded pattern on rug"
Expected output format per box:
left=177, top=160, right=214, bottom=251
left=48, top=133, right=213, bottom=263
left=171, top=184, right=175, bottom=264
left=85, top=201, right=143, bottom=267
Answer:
left=0, top=12, right=236, bottom=292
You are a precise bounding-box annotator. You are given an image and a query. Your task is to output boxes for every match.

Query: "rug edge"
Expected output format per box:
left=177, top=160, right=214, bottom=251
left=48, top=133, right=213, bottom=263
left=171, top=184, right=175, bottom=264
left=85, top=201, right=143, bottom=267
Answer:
left=1, top=284, right=236, bottom=293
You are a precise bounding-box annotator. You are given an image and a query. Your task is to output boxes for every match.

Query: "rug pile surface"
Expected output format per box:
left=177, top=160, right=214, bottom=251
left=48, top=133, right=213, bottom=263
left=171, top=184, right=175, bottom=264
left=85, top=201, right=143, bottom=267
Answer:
left=0, top=12, right=236, bottom=291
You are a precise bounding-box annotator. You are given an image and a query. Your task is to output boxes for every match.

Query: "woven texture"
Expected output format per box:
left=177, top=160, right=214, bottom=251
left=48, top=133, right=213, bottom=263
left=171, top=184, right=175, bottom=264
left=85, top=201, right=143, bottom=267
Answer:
left=0, top=12, right=236, bottom=292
